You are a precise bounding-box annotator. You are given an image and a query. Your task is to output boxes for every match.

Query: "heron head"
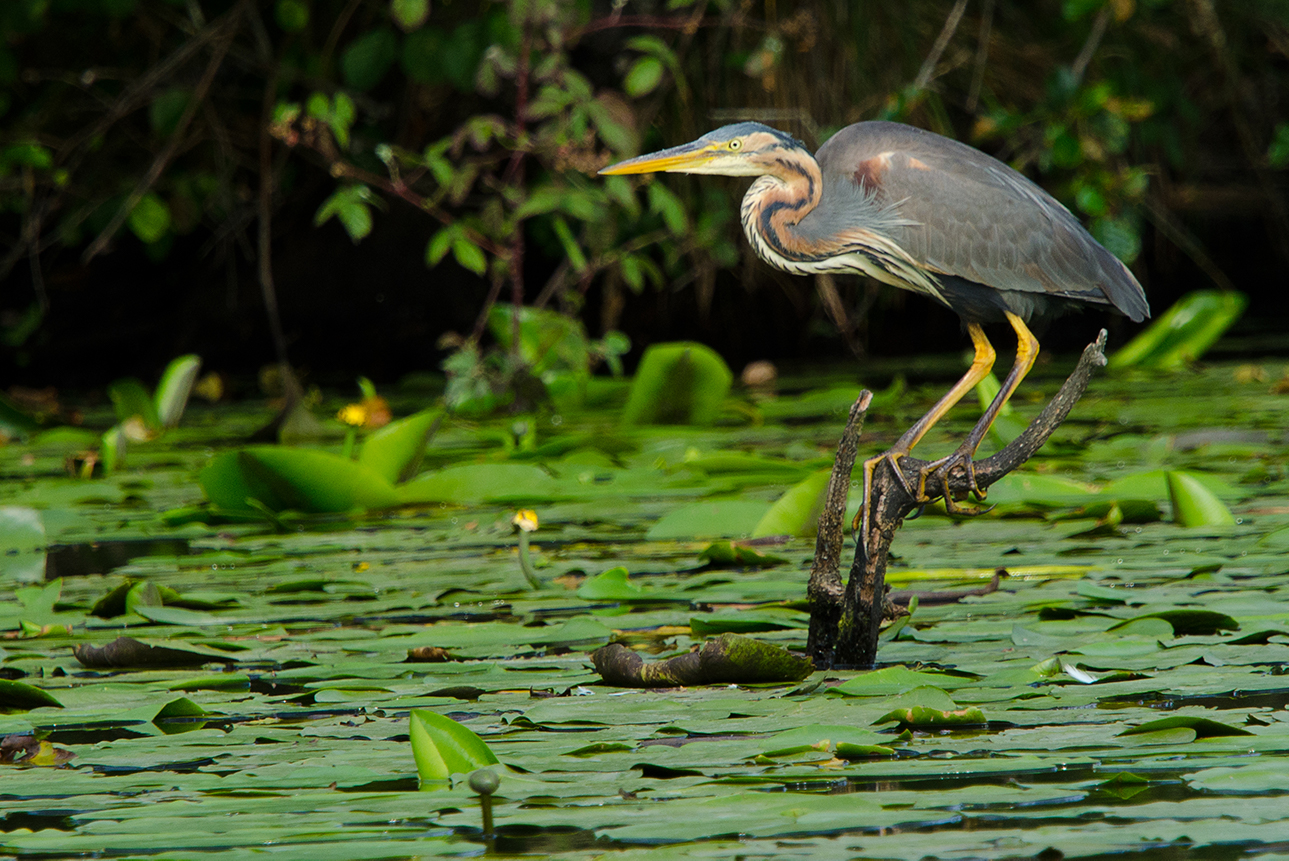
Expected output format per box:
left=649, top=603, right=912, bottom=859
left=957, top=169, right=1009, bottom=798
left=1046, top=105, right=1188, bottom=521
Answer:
left=599, top=122, right=804, bottom=177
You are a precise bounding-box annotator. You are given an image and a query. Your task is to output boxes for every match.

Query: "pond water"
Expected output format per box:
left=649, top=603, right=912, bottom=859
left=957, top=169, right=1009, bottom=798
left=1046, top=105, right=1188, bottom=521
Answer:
left=2, top=355, right=1288, bottom=860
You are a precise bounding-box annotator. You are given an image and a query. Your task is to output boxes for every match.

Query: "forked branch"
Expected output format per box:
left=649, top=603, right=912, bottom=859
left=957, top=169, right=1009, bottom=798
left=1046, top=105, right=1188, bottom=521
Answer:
left=809, top=331, right=1109, bottom=668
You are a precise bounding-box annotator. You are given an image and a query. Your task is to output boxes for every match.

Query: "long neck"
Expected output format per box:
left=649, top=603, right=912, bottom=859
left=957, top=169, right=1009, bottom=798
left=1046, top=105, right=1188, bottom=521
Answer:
left=738, top=149, right=824, bottom=264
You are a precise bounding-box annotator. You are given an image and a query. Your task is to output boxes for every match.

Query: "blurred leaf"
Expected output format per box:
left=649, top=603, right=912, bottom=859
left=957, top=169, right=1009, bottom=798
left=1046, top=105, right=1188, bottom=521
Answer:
left=108, top=378, right=159, bottom=430
left=148, top=89, right=189, bottom=137
left=753, top=469, right=830, bottom=538
left=199, top=448, right=401, bottom=514
left=440, top=21, right=484, bottom=91
left=410, top=709, right=499, bottom=785
left=401, top=26, right=446, bottom=83
left=0, top=507, right=44, bottom=584
left=452, top=236, right=487, bottom=275
left=128, top=193, right=171, bottom=244
left=274, top=0, right=308, bottom=32
left=1101, top=469, right=1240, bottom=503
left=315, top=185, right=375, bottom=243
left=621, top=341, right=732, bottom=426
left=1075, top=184, right=1108, bottom=217
left=1109, top=291, right=1248, bottom=369
left=647, top=182, right=688, bottom=234
left=398, top=463, right=557, bottom=505
left=100, top=424, right=127, bottom=472
left=624, top=57, right=664, bottom=97
left=341, top=27, right=399, bottom=91
left=0, top=393, right=39, bottom=440
left=390, top=0, right=428, bottom=32
left=576, top=566, right=645, bottom=601
left=357, top=408, right=440, bottom=484
left=1166, top=470, right=1236, bottom=528
left=1269, top=122, right=1289, bottom=168
left=154, top=354, right=201, bottom=429
left=698, top=541, right=788, bottom=569
left=550, top=215, right=588, bottom=273
left=1090, top=214, right=1140, bottom=264
left=646, top=500, right=771, bottom=540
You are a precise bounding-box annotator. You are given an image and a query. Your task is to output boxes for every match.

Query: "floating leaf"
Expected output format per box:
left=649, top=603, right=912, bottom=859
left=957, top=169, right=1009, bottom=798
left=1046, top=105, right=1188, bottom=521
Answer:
left=829, top=666, right=974, bottom=697
left=1118, top=716, right=1253, bottom=739
left=576, top=566, right=645, bottom=601
left=1108, top=610, right=1239, bottom=636
left=646, top=500, right=771, bottom=540
left=398, top=462, right=558, bottom=505
left=0, top=506, right=45, bottom=584
left=73, top=637, right=236, bottom=669
left=0, top=680, right=63, bottom=713
left=0, top=734, right=74, bottom=766
left=875, top=692, right=987, bottom=728
left=409, top=709, right=499, bottom=785
left=698, top=540, right=787, bottom=569
left=761, top=724, right=891, bottom=757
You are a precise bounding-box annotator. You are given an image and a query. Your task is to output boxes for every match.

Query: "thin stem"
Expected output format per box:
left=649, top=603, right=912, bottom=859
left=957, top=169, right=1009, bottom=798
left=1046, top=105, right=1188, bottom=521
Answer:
left=83, top=0, right=246, bottom=263
left=912, top=0, right=970, bottom=93
left=1070, top=6, right=1110, bottom=86
left=965, top=0, right=994, bottom=112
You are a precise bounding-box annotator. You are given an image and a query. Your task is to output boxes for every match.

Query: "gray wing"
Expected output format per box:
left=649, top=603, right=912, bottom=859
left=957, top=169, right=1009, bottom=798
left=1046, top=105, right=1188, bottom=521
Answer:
left=814, top=121, right=1149, bottom=322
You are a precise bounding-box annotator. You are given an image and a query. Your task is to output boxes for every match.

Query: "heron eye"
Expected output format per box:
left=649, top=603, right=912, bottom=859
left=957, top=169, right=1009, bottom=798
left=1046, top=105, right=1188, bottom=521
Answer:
left=729, top=140, right=741, bottom=150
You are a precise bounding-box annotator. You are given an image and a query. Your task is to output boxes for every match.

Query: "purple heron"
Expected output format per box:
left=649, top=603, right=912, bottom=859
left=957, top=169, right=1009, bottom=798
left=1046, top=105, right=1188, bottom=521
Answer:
left=601, top=121, right=1149, bottom=529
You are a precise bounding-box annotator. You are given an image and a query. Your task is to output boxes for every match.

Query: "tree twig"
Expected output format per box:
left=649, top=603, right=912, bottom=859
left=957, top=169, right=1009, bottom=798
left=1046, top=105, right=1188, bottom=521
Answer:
left=82, top=0, right=246, bottom=262
left=912, top=0, right=970, bottom=93
left=965, top=0, right=995, bottom=113
left=1071, top=6, right=1110, bottom=86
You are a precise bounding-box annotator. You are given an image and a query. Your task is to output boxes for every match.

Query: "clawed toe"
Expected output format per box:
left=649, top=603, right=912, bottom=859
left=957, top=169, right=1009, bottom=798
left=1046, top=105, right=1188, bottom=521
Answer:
left=919, top=449, right=988, bottom=512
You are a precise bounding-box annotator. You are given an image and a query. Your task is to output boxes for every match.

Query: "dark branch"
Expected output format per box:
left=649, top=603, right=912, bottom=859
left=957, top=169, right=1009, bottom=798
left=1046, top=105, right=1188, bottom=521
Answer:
left=809, top=331, right=1109, bottom=669
left=806, top=389, right=871, bottom=667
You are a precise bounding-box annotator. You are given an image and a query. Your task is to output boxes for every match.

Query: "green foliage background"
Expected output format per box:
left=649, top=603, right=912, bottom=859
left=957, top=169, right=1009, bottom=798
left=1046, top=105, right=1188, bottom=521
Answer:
left=0, top=0, right=1286, bottom=382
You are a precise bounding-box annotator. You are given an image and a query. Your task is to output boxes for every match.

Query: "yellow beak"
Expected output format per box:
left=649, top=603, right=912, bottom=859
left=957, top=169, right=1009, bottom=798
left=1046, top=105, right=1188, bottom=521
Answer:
left=599, top=141, right=719, bottom=175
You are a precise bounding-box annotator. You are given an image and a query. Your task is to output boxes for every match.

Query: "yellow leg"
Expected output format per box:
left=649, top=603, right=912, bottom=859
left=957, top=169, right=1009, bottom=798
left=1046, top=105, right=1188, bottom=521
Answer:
left=923, top=311, right=1040, bottom=507
left=855, top=323, right=996, bottom=536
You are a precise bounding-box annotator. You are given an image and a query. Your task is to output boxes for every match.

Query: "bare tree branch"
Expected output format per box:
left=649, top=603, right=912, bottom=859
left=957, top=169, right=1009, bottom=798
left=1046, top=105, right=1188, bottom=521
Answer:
left=82, top=0, right=247, bottom=262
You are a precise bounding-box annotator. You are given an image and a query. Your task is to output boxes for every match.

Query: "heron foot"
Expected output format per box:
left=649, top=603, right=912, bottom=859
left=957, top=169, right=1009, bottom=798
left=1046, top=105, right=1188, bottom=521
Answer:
left=919, top=448, right=992, bottom=516
left=853, top=449, right=918, bottom=537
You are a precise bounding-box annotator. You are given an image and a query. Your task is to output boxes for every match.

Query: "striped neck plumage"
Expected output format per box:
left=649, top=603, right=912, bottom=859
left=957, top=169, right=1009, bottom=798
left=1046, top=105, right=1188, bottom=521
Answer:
left=738, top=147, right=824, bottom=264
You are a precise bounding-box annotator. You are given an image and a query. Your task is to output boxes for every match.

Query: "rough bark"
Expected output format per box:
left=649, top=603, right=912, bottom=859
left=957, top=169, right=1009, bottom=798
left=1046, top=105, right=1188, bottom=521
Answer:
left=806, top=390, right=871, bottom=668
